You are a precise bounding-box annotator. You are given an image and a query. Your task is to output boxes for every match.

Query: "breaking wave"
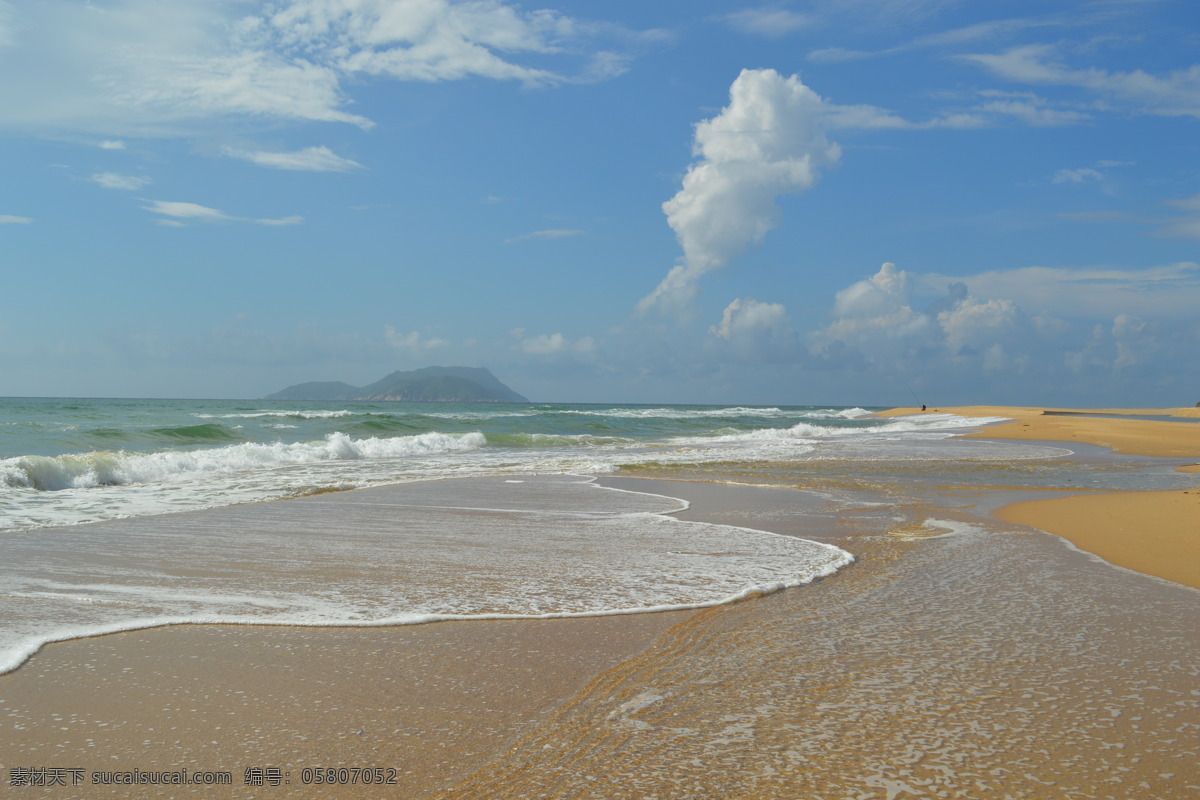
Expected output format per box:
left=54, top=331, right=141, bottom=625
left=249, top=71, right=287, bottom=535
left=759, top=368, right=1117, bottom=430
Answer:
left=1, top=431, right=487, bottom=491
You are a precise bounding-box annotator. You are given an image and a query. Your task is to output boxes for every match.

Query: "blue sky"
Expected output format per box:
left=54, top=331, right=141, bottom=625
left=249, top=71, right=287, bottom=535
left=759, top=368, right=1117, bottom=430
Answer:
left=2, top=0, right=1198, bottom=406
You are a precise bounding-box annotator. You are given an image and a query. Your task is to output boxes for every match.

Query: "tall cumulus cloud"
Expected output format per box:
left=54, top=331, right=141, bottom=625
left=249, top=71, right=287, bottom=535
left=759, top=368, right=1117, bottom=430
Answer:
left=638, top=69, right=840, bottom=314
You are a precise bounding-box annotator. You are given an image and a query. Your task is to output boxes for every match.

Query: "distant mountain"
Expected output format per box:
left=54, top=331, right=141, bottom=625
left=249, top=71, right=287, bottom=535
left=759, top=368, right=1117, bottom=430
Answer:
left=267, top=381, right=359, bottom=401
left=266, top=367, right=528, bottom=403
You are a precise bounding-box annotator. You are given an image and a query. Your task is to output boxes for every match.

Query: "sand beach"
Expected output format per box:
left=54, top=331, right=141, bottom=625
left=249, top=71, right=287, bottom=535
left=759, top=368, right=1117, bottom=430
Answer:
left=878, top=405, right=1200, bottom=590
left=2, top=407, right=1198, bottom=799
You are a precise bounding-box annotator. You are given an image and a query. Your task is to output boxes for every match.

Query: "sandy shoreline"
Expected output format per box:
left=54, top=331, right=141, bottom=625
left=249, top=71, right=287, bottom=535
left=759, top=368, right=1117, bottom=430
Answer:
left=2, top=407, right=1198, bottom=798
left=436, top=471, right=1200, bottom=799
left=877, top=404, right=1200, bottom=461
left=880, top=405, right=1200, bottom=590
left=0, top=612, right=693, bottom=798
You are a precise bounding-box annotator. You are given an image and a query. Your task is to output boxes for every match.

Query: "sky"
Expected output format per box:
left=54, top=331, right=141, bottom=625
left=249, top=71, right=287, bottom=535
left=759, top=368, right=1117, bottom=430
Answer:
left=2, top=0, right=1198, bottom=406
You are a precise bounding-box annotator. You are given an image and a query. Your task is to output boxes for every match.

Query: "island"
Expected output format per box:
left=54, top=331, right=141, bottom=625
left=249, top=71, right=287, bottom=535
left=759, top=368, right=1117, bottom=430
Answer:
left=265, top=366, right=529, bottom=403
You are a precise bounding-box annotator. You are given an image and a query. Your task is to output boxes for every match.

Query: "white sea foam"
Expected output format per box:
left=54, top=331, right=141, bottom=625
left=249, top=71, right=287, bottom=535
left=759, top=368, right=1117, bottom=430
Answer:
left=0, top=475, right=853, bottom=675
left=645, top=413, right=1017, bottom=464
left=0, top=431, right=486, bottom=492
left=551, top=406, right=792, bottom=419
left=922, top=519, right=985, bottom=537
left=801, top=407, right=873, bottom=419
left=194, top=410, right=356, bottom=420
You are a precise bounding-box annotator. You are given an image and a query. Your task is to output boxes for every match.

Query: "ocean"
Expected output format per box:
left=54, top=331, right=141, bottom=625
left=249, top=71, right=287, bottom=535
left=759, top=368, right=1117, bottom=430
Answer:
left=1, top=397, right=1019, bottom=531
left=0, top=397, right=1184, bottom=677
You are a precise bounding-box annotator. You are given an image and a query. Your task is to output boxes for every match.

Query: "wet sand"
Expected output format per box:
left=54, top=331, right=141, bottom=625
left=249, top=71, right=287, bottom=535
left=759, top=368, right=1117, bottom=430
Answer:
left=436, top=475, right=1200, bottom=800
left=881, top=405, right=1200, bottom=590
left=877, top=404, right=1200, bottom=460
left=996, top=489, right=1200, bottom=590
left=0, top=612, right=691, bottom=798
left=3, top=408, right=1199, bottom=798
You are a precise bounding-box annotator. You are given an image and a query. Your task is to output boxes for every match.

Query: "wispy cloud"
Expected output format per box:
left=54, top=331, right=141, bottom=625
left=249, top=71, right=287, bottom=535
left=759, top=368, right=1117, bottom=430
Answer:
left=808, top=15, right=1058, bottom=63
left=224, top=145, right=362, bottom=172
left=0, top=0, right=643, bottom=136
left=0, top=214, right=33, bottom=224
left=974, top=96, right=1089, bottom=126
left=1058, top=192, right=1200, bottom=242
left=1051, top=160, right=1132, bottom=189
left=92, top=172, right=152, bottom=190
left=143, top=201, right=231, bottom=223
left=142, top=200, right=302, bottom=227
left=510, top=329, right=596, bottom=358
left=1053, top=167, right=1104, bottom=184
left=1157, top=194, right=1200, bottom=241
left=384, top=326, right=450, bottom=354
left=962, top=44, right=1200, bottom=118
left=722, top=8, right=816, bottom=38
left=503, top=229, right=585, bottom=244
left=917, top=261, right=1200, bottom=319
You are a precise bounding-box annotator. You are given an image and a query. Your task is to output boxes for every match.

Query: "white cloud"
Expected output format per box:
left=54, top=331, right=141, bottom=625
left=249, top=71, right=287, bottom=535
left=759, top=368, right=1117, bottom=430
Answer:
left=511, top=330, right=596, bottom=357
left=709, top=297, right=799, bottom=361
left=1159, top=194, right=1200, bottom=240
left=503, top=229, right=585, bottom=244
left=384, top=327, right=450, bottom=354
left=0, top=3, right=13, bottom=49
left=1057, top=192, right=1200, bottom=241
left=917, top=262, right=1200, bottom=319
left=640, top=69, right=841, bottom=314
left=723, top=8, right=816, bottom=38
left=272, top=0, right=568, bottom=86
left=99, top=140, right=126, bottom=150
left=800, top=259, right=1200, bottom=394
left=0, top=214, right=33, bottom=224
left=92, top=172, right=152, bottom=190
left=0, top=0, right=368, bottom=133
left=142, top=200, right=303, bottom=227
left=635, top=70, right=1076, bottom=318
left=808, top=15, right=1060, bottom=64
left=809, top=262, right=1071, bottom=381
left=976, top=98, right=1089, bottom=126
left=256, top=215, right=304, bottom=226
left=1048, top=159, right=1132, bottom=193
left=831, top=261, right=911, bottom=319
left=1052, top=167, right=1103, bottom=184
left=936, top=295, right=1019, bottom=356
left=962, top=44, right=1200, bottom=118
left=143, top=201, right=234, bottom=223
left=0, top=0, right=632, bottom=136
left=1063, top=311, right=1175, bottom=378
left=225, top=145, right=362, bottom=172
left=1110, top=313, right=1148, bottom=370
left=817, top=263, right=940, bottom=363
left=820, top=85, right=1089, bottom=131
left=711, top=297, right=790, bottom=340
left=807, top=47, right=873, bottom=64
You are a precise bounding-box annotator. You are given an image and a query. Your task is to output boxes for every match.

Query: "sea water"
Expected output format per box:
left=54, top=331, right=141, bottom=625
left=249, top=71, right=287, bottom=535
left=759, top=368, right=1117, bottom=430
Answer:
left=1, top=398, right=1031, bottom=530
left=0, top=397, right=1186, bottom=677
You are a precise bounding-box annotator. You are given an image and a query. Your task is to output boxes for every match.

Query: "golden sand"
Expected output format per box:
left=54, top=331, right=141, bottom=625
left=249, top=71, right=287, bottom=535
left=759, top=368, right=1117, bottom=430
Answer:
left=876, top=404, right=1200, bottom=459
left=995, top=489, right=1200, bottom=590
left=433, top=478, right=1200, bottom=800
left=0, top=614, right=690, bottom=799
left=879, top=405, right=1200, bottom=590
